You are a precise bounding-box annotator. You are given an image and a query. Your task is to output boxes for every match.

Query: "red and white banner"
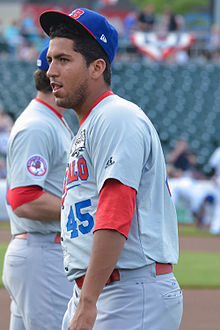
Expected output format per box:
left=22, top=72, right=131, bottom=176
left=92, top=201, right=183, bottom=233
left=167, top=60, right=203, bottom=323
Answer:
left=130, top=31, right=195, bottom=61
left=101, top=0, right=118, bottom=6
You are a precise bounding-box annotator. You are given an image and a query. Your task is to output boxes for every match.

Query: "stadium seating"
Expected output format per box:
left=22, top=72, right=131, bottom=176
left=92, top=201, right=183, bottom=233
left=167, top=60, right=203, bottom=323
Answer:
left=1, top=58, right=220, bottom=173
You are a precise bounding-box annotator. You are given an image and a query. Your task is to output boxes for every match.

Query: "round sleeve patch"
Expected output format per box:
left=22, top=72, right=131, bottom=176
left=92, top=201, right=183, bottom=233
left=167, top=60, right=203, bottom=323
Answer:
left=26, top=155, right=48, bottom=177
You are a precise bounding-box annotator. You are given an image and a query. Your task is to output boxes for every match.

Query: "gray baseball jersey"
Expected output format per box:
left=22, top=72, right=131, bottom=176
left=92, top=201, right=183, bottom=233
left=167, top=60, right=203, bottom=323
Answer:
left=3, top=98, right=74, bottom=330
left=6, top=98, right=72, bottom=234
left=61, top=93, right=179, bottom=281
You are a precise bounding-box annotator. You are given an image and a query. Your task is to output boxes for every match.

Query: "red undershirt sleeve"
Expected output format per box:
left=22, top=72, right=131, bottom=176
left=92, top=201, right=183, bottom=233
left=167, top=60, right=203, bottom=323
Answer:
left=7, top=185, right=45, bottom=211
left=94, top=178, right=136, bottom=239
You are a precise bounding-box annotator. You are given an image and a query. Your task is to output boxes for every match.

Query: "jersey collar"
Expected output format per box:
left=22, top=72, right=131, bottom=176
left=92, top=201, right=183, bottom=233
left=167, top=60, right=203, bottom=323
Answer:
left=79, top=90, right=114, bottom=127
left=35, top=97, right=67, bottom=126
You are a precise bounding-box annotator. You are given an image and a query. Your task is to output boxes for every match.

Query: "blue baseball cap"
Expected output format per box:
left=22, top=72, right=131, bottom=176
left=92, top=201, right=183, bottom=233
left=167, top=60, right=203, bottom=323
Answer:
left=40, top=8, right=118, bottom=63
left=37, top=46, right=49, bottom=71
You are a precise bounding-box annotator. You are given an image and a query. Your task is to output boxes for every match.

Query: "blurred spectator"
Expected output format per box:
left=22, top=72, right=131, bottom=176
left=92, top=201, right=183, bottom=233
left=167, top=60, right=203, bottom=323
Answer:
left=3, top=20, right=23, bottom=57
left=20, top=15, right=37, bottom=42
left=159, top=6, right=178, bottom=33
left=0, top=19, right=3, bottom=35
left=174, top=15, right=190, bottom=64
left=208, top=146, right=220, bottom=234
left=0, top=20, right=8, bottom=56
left=18, top=40, right=38, bottom=61
left=166, top=138, right=197, bottom=176
left=2, top=15, right=44, bottom=60
left=0, top=109, right=13, bottom=152
left=0, top=156, right=7, bottom=179
left=124, top=11, right=137, bottom=39
left=137, top=4, right=155, bottom=32
left=175, top=15, right=186, bottom=33
left=206, top=24, right=220, bottom=61
left=0, top=8, right=216, bottom=64
left=0, top=107, right=14, bottom=178
left=20, top=13, right=41, bottom=51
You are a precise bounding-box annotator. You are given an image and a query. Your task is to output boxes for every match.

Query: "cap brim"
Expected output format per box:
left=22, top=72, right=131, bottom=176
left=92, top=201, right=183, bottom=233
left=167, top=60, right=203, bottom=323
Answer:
left=40, top=10, right=80, bottom=36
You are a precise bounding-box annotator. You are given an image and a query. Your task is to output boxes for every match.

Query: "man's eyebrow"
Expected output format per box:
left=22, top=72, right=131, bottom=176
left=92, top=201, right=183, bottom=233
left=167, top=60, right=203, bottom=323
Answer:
left=47, top=53, right=72, bottom=59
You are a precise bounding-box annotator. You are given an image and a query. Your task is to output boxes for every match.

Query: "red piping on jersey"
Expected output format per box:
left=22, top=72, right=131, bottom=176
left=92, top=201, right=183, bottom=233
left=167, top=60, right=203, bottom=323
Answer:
left=35, top=98, right=67, bottom=127
left=79, top=90, right=114, bottom=127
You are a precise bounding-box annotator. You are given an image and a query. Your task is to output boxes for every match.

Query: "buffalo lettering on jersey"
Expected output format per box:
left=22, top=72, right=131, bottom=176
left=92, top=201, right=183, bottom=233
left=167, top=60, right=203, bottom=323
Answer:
left=61, top=156, right=94, bottom=238
left=67, top=157, right=88, bottom=184
left=61, top=157, right=89, bottom=205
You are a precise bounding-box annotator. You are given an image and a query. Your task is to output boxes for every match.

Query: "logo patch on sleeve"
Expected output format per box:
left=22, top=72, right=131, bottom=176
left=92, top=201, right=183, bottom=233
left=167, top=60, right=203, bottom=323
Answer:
left=26, top=155, right=48, bottom=177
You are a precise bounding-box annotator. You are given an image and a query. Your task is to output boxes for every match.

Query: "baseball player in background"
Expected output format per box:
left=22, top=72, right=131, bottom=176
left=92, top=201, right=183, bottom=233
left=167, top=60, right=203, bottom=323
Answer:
left=40, top=8, right=183, bottom=330
left=2, top=46, right=73, bottom=330
left=209, top=146, right=220, bottom=234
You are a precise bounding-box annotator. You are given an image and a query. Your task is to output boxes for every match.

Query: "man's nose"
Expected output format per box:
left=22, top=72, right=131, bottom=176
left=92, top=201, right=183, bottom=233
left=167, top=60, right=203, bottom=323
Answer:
left=47, top=61, right=58, bottom=78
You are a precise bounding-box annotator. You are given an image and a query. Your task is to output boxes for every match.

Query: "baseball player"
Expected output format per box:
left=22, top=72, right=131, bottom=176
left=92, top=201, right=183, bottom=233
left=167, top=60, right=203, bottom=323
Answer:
left=40, top=8, right=183, bottom=330
left=168, top=172, right=216, bottom=227
left=209, top=146, right=220, bottom=234
left=2, top=46, right=73, bottom=330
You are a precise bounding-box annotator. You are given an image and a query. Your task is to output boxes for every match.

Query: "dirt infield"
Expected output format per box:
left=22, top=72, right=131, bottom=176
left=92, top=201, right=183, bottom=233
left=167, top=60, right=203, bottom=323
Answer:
left=180, top=289, right=220, bottom=330
left=0, top=289, right=10, bottom=329
left=0, top=229, right=11, bottom=243
left=179, top=235, right=220, bottom=252
left=0, top=229, right=220, bottom=329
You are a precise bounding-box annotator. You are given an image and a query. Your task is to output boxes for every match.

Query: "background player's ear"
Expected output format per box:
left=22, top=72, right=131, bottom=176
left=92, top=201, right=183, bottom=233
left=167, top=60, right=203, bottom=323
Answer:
left=89, top=59, right=106, bottom=80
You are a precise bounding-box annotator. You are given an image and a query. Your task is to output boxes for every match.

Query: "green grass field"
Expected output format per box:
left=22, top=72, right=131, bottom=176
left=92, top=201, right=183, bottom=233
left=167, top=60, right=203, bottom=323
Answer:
left=0, top=222, right=10, bottom=230
left=0, top=244, right=8, bottom=287
left=174, top=251, right=220, bottom=288
left=178, top=224, right=214, bottom=237
left=0, top=223, right=219, bottom=289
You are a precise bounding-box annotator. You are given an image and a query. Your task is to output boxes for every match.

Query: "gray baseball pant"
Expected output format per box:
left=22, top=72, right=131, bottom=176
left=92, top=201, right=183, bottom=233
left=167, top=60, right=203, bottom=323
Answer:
left=62, top=263, right=183, bottom=330
left=3, top=233, right=73, bottom=330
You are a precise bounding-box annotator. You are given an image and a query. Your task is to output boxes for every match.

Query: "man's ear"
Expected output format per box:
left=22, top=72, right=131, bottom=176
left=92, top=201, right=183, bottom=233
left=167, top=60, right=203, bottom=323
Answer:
left=89, top=59, right=106, bottom=80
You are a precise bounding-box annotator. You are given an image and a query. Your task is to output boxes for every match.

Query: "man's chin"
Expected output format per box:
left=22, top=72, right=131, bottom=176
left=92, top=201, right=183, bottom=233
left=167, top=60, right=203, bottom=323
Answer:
left=55, top=98, right=67, bottom=108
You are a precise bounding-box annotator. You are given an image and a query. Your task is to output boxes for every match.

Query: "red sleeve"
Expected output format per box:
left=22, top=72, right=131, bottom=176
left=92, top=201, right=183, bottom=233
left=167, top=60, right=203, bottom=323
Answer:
left=7, top=185, right=45, bottom=211
left=94, top=179, right=136, bottom=239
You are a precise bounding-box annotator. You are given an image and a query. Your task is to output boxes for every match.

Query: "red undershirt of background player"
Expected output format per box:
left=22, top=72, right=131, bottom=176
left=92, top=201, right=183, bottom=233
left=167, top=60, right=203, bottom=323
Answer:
left=7, top=179, right=136, bottom=237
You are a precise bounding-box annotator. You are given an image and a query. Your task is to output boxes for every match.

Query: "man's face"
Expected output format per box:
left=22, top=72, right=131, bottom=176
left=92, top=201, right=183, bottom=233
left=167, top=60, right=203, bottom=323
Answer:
left=47, top=37, right=89, bottom=110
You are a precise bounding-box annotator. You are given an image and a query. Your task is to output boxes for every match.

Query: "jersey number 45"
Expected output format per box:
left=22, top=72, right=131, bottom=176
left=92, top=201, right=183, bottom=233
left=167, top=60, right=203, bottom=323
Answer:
left=66, top=199, right=94, bottom=238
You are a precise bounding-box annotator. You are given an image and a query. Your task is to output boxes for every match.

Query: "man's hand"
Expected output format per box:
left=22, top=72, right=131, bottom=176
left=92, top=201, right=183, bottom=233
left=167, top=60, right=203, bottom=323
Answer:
left=68, top=229, right=125, bottom=329
left=68, top=300, right=97, bottom=330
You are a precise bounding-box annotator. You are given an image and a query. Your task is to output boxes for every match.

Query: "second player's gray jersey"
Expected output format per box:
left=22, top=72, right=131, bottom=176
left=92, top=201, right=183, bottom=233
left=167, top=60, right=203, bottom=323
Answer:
left=6, top=99, right=72, bottom=235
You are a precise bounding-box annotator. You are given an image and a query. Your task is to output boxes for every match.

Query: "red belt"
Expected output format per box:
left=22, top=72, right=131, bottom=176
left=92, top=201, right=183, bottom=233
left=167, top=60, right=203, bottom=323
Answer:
left=14, top=232, right=61, bottom=244
left=14, top=233, right=28, bottom=240
left=76, top=269, right=120, bottom=290
left=76, top=263, right=173, bottom=289
left=155, top=262, right=173, bottom=275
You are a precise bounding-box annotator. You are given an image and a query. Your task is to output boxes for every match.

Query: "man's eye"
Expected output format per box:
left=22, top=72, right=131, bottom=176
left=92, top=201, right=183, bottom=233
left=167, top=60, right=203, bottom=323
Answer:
left=60, top=58, right=68, bottom=62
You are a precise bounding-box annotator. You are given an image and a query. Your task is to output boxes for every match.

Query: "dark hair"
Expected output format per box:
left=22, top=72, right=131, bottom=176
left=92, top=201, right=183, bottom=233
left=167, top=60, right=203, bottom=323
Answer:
left=49, top=22, right=111, bottom=85
left=34, top=69, right=52, bottom=93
